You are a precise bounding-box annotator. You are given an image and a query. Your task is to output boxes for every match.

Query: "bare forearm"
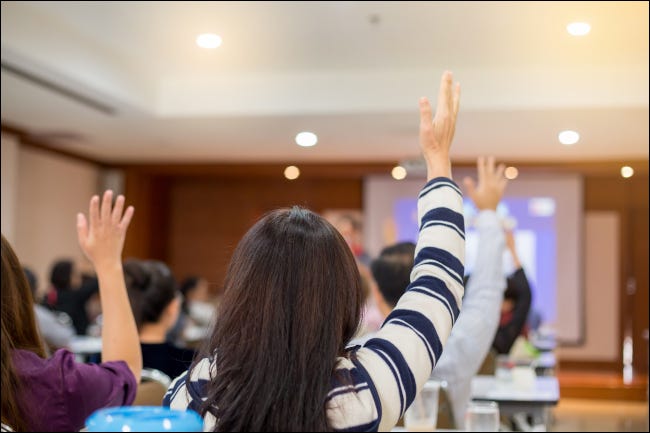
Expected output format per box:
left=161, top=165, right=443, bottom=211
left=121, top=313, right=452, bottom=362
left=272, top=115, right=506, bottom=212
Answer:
left=426, top=155, right=452, bottom=181
left=96, top=262, right=142, bottom=381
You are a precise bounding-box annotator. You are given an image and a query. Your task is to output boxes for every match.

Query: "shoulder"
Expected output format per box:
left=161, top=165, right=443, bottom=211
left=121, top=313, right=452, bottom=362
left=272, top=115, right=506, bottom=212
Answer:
left=325, top=356, right=380, bottom=431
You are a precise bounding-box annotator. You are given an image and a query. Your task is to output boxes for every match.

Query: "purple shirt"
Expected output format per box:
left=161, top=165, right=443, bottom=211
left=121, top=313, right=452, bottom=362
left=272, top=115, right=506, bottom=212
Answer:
left=12, top=348, right=136, bottom=432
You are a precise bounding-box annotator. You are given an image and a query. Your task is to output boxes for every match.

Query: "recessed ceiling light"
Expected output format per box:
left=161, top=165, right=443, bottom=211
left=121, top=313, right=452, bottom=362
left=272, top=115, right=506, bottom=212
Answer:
left=621, top=166, right=634, bottom=178
left=196, top=33, right=222, bottom=49
left=505, top=166, right=519, bottom=180
left=558, top=130, right=580, bottom=146
left=567, top=22, right=591, bottom=36
left=284, top=165, right=300, bottom=180
left=295, top=132, right=318, bottom=147
left=391, top=165, right=407, bottom=180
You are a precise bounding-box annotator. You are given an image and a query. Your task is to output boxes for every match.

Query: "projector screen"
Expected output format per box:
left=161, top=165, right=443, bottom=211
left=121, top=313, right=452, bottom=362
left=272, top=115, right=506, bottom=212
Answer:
left=364, top=170, right=583, bottom=344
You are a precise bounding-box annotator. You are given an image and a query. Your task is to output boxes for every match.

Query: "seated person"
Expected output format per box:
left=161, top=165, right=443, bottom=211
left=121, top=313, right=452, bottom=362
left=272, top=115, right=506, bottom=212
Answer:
left=23, top=267, right=75, bottom=351
left=167, top=276, right=216, bottom=347
left=368, top=156, right=509, bottom=428
left=492, top=230, right=532, bottom=355
left=124, top=259, right=195, bottom=379
left=1, top=191, right=140, bottom=432
left=44, top=259, right=99, bottom=335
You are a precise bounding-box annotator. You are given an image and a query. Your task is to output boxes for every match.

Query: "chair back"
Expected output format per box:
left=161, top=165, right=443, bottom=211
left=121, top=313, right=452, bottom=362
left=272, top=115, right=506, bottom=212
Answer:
left=133, top=368, right=172, bottom=406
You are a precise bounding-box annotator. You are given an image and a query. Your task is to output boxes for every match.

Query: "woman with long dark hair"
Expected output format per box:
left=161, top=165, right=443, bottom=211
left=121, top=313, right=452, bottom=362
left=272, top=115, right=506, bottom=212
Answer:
left=1, top=191, right=141, bottom=432
left=164, top=71, right=464, bottom=432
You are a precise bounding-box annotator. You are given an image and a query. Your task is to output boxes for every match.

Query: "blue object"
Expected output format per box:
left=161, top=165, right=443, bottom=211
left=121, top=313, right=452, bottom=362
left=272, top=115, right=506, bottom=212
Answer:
left=86, top=406, right=203, bottom=432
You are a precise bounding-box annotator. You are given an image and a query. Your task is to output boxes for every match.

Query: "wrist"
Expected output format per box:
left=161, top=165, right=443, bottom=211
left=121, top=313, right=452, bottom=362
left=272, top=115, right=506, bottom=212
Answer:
left=94, top=259, right=123, bottom=276
left=424, top=155, right=451, bottom=180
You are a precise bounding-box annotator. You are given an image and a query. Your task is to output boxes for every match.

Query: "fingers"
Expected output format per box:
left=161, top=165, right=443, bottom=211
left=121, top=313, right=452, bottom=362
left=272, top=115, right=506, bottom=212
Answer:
left=100, top=190, right=113, bottom=222
left=89, top=195, right=100, bottom=229
left=419, top=97, right=432, bottom=132
left=436, top=71, right=453, bottom=117
left=477, top=156, right=486, bottom=184
left=119, top=206, right=135, bottom=231
left=495, top=163, right=506, bottom=180
left=453, top=83, right=461, bottom=119
left=486, top=156, right=495, bottom=179
left=76, top=213, right=88, bottom=244
left=112, top=195, right=125, bottom=224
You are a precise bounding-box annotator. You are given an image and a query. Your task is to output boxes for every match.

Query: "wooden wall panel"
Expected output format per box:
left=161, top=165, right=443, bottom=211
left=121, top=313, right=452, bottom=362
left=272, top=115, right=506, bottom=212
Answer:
left=166, top=177, right=362, bottom=292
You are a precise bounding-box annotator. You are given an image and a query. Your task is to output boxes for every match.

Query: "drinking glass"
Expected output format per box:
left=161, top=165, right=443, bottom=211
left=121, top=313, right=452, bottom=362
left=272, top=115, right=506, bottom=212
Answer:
left=404, top=381, right=440, bottom=431
left=465, top=401, right=499, bottom=431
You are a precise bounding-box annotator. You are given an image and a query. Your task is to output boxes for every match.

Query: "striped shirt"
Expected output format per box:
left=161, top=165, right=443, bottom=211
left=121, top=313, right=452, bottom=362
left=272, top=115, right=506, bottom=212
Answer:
left=163, top=177, right=465, bottom=432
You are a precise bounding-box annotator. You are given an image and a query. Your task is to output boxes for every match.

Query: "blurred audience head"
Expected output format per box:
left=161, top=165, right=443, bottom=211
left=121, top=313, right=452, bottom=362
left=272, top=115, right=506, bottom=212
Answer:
left=501, top=277, right=519, bottom=313
left=180, top=276, right=210, bottom=303
left=371, top=242, right=416, bottom=308
left=22, top=267, right=38, bottom=301
left=49, top=259, right=81, bottom=291
left=123, top=259, right=180, bottom=332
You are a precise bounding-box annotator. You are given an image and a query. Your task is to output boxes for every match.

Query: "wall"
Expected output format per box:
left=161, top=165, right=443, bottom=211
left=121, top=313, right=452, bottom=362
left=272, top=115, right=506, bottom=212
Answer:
left=9, top=146, right=100, bottom=295
left=121, top=165, right=367, bottom=288
left=557, top=212, right=620, bottom=361
left=1, top=133, right=20, bottom=243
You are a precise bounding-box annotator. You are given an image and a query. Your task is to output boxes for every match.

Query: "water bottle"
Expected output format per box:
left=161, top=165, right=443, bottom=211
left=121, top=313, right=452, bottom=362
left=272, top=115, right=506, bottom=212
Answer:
left=86, top=406, right=203, bottom=432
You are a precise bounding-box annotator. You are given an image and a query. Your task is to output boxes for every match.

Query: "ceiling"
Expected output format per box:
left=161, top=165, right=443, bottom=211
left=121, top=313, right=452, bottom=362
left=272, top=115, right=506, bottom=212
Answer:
left=1, top=1, right=648, bottom=164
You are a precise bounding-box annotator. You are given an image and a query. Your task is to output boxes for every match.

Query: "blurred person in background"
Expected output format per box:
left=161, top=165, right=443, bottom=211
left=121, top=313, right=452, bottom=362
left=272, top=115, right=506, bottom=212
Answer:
left=167, top=276, right=216, bottom=348
left=44, top=259, right=99, bottom=335
left=492, top=231, right=533, bottom=355
left=1, top=191, right=140, bottom=432
left=125, top=259, right=196, bottom=379
left=23, top=267, right=75, bottom=352
left=333, top=213, right=372, bottom=267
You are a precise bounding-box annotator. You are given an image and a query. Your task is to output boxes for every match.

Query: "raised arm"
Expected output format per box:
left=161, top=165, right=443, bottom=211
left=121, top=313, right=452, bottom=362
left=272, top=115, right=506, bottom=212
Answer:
left=493, top=233, right=532, bottom=354
left=351, top=72, right=464, bottom=431
left=77, top=190, right=142, bottom=381
left=431, top=156, right=508, bottom=428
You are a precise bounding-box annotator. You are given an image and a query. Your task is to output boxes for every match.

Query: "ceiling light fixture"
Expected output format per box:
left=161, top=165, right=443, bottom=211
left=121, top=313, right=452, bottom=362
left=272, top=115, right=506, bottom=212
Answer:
left=295, top=132, right=318, bottom=147
left=504, top=166, right=519, bottom=180
left=391, top=166, right=407, bottom=180
left=567, top=22, right=591, bottom=36
left=196, top=33, right=222, bottom=49
left=558, top=130, right=580, bottom=146
left=621, top=166, right=634, bottom=178
left=284, top=165, right=300, bottom=180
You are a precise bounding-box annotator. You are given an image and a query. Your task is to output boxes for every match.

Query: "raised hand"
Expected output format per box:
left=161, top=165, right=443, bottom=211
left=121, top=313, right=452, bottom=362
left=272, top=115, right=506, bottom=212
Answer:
left=463, top=156, right=507, bottom=210
left=419, top=71, right=461, bottom=180
left=77, top=190, right=134, bottom=269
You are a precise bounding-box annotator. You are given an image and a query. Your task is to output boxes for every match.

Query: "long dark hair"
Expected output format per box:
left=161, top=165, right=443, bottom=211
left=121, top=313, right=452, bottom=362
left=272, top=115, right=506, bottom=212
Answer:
left=1, top=234, right=46, bottom=431
left=123, top=259, right=177, bottom=331
left=194, top=207, right=363, bottom=431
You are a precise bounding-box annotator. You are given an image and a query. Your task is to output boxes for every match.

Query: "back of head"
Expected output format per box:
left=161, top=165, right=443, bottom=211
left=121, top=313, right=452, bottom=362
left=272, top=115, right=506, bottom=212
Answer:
left=49, top=260, right=74, bottom=291
left=123, top=260, right=177, bottom=331
left=371, top=242, right=416, bottom=308
left=179, top=276, right=200, bottom=299
left=22, top=267, right=38, bottom=300
left=198, top=206, right=363, bottom=431
left=1, top=235, right=45, bottom=431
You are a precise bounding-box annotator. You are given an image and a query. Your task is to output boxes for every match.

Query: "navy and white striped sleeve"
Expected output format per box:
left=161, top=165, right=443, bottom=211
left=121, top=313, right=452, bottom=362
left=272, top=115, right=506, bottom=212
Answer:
left=352, top=177, right=465, bottom=431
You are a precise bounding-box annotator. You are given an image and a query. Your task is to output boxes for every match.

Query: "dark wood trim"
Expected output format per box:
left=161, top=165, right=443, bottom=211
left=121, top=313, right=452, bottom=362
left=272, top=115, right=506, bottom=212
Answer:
left=559, top=360, right=621, bottom=371
left=115, top=159, right=649, bottom=178
left=2, top=122, right=106, bottom=167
